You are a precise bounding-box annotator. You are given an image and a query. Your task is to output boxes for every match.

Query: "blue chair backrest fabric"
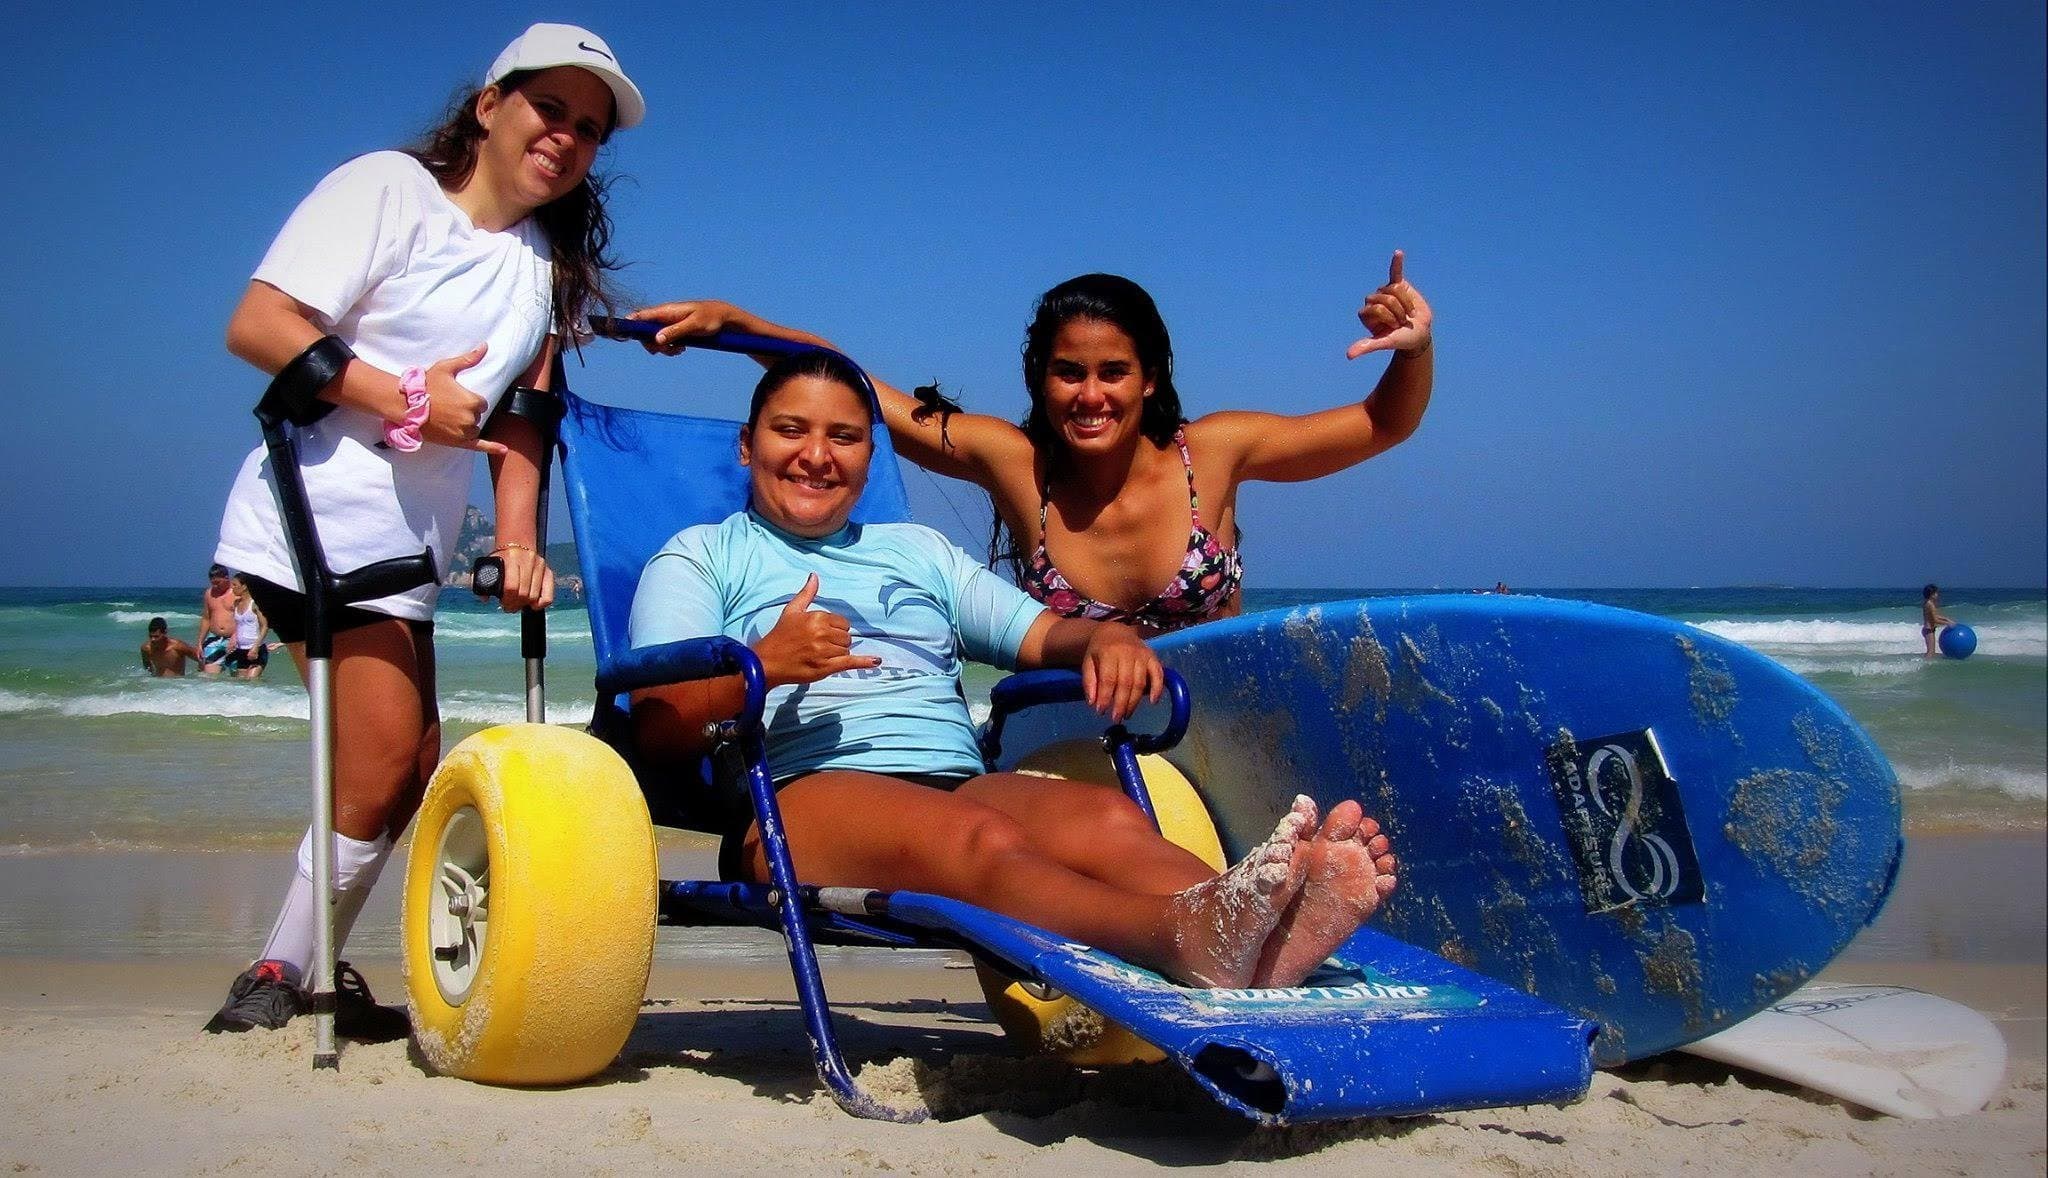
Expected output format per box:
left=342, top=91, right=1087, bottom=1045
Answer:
left=557, top=385, right=914, bottom=771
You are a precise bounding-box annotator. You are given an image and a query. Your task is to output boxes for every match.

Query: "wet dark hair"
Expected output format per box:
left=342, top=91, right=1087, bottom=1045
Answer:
left=745, top=351, right=876, bottom=429
left=408, top=69, right=623, bottom=336
left=147, top=617, right=168, bottom=634
left=1923, top=583, right=1940, bottom=600
left=991, top=274, right=1190, bottom=577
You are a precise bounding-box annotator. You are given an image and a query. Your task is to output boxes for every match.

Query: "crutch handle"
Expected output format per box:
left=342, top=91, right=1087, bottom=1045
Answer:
left=330, top=552, right=439, bottom=608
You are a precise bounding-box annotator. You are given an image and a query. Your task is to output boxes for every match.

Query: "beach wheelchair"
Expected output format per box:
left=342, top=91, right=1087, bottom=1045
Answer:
left=259, top=330, right=1596, bottom=1124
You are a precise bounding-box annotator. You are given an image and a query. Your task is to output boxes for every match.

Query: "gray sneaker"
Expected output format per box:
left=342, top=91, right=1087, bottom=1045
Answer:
left=202, top=959, right=305, bottom=1033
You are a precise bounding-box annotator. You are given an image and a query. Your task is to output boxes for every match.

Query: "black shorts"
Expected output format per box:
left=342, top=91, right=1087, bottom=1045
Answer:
left=712, top=754, right=971, bottom=882
left=224, top=644, right=269, bottom=671
left=243, top=575, right=434, bottom=646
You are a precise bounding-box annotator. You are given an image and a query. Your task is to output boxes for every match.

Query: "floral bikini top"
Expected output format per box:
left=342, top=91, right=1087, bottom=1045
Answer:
left=1022, top=429, right=1244, bottom=633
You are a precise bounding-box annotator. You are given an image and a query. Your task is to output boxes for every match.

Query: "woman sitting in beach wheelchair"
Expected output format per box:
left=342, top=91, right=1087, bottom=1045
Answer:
left=403, top=338, right=1586, bottom=1126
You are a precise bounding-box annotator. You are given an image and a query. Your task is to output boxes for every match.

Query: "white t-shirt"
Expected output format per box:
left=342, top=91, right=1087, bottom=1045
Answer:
left=214, top=151, right=554, bottom=620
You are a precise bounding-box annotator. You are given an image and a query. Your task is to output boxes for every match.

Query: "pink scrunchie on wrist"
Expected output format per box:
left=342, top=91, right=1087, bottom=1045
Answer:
left=384, top=366, right=431, bottom=453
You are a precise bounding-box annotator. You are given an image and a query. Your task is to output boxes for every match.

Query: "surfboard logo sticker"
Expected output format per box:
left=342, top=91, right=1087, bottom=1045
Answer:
left=1769, top=986, right=1900, bottom=1017
left=1546, top=729, right=1705, bottom=912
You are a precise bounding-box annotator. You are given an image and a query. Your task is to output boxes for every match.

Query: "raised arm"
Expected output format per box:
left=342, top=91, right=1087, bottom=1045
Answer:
left=628, top=299, right=1032, bottom=486
left=1196, top=250, right=1435, bottom=485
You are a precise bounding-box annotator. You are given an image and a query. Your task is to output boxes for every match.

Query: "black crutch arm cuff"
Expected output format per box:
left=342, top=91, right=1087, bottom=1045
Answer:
left=255, top=335, right=354, bottom=428
left=485, top=385, right=568, bottom=441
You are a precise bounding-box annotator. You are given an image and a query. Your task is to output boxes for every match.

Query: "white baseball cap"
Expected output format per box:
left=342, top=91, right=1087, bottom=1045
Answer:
left=486, top=23, right=645, bottom=131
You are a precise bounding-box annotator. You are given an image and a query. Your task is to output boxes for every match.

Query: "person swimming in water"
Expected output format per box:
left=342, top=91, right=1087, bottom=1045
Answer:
left=140, top=617, right=205, bottom=677
left=196, top=564, right=234, bottom=674
left=1921, top=584, right=1955, bottom=658
left=222, top=574, right=273, bottom=680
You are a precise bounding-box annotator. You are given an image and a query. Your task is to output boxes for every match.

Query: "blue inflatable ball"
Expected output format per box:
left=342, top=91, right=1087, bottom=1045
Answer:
left=1938, top=623, right=1977, bottom=660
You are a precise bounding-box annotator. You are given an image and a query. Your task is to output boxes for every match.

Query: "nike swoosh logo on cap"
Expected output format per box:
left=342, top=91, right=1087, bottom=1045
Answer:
left=577, top=41, right=616, bottom=63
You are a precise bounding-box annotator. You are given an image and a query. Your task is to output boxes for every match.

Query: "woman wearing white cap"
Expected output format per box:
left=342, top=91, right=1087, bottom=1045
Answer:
left=205, top=23, right=645, bottom=1037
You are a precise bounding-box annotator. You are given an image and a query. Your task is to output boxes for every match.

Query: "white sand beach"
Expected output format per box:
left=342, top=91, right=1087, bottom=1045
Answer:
left=0, top=955, right=2040, bottom=1175
left=1, top=834, right=2042, bottom=1174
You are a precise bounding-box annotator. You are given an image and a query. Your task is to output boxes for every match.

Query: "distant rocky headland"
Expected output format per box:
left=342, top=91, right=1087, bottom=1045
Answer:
left=446, top=505, right=584, bottom=603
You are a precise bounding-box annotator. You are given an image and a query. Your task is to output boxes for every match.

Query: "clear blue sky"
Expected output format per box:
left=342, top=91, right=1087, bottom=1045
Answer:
left=4, top=3, right=2042, bottom=588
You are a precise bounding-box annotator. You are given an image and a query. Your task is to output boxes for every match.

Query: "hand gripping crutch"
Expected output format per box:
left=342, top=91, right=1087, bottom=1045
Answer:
left=255, top=337, right=436, bottom=1068
left=464, top=368, right=566, bottom=724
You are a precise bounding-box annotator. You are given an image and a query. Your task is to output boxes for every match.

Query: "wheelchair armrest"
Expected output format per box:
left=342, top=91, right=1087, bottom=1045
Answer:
left=981, top=667, right=1190, bottom=763
left=597, top=637, right=767, bottom=728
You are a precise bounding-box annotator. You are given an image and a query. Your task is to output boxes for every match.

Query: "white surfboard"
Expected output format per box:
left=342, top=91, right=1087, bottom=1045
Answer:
left=1678, top=982, right=2008, bottom=1118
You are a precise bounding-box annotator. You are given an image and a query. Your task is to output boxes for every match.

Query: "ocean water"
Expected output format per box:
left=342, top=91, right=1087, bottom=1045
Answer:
left=1, top=585, right=2041, bottom=852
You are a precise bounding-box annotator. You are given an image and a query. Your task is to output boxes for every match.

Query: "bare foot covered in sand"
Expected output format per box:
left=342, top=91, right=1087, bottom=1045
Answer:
left=1160, top=796, right=1316, bottom=987
left=1250, top=800, right=1398, bottom=988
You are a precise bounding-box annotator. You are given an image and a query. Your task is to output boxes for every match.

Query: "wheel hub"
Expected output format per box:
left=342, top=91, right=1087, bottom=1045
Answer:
left=429, top=805, right=490, bottom=1004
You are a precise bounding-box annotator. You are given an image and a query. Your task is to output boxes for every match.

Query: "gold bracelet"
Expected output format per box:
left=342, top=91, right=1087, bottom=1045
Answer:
left=490, top=543, right=534, bottom=557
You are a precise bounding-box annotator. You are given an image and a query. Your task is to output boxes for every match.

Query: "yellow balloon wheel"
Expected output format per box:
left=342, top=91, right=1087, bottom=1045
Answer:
left=403, top=723, right=657, bottom=1085
left=976, top=739, right=1226, bottom=1066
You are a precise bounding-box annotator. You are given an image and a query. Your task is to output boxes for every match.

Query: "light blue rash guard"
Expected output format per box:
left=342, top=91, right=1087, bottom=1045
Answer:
left=628, top=510, right=1043, bottom=781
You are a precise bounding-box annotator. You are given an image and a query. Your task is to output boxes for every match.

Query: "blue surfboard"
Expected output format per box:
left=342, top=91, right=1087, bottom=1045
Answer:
left=992, top=595, right=1904, bottom=1065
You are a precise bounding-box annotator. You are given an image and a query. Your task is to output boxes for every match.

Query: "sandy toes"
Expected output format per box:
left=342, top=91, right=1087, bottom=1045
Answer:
left=1162, top=796, right=1317, bottom=988
left=1250, top=799, right=1399, bottom=988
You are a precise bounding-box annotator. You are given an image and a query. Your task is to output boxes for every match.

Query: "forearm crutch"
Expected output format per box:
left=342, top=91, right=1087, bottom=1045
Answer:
left=255, top=337, right=436, bottom=1068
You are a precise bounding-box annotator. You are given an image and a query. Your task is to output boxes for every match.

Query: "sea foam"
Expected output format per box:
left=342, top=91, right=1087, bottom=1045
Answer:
left=1895, top=759, right=2048, bottom=802
left=1696, top=617, right=2047, bottom=658
left=0, top=684, right=305, bottom=721
left=433, top=614, right=594, bottom=645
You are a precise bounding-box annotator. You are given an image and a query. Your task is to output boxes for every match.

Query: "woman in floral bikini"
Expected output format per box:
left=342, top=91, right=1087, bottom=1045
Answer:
left=632, top=252, right=1432, bottom=631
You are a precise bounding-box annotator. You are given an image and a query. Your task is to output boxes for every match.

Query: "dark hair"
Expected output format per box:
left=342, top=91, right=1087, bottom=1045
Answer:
left=147, top=617, right=168, bottom=633
left=408, top=69, right=622, bottom=335
left=745, top=351, right=875, bottom=428
left=207, top=564, right=228, bottom=579
left=1923, top=583, right=1940, bottom=600
left=991, top=274, right=1189, bottom=577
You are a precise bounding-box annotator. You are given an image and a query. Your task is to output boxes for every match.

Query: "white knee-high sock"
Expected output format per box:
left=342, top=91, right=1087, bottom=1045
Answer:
left=257, top=863, right=317, bottom=981
left=258, top=829, right=395, bottom=982
left=331, top=833, right=394, bottom=953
